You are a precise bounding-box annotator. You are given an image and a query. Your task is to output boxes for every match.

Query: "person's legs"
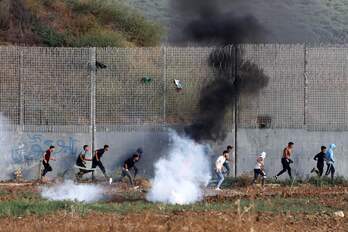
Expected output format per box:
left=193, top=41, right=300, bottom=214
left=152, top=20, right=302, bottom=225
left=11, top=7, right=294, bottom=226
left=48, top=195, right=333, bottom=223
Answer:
left=317, top=164, right=324, bottom=177
left=223, top=162, right=230, bottom=176
left=276, top=158, right=288, bottom=177
left=330, top=165, right=335, bottom=182
left=123, top=169, right=134, bottom=186
left=133, top=166, right=138, bottom=178
left=253, top=169, right=260, bottom=184
left=325, top=163, right=331, bottom=176
left=287, top=165, right=292, bottom=179
left=96, top=161, right=108, bottom=179
left=216, top=170, right=224, bottom=189
left=260, top=170, right=266, bottom=186
left=42, top=162, right=52, bottom=177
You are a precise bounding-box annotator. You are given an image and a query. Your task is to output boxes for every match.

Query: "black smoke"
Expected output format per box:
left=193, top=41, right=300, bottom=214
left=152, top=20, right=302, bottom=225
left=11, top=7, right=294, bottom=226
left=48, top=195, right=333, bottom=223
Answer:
left=170, top=0, right=268, bottom=45
left=172, top=0, right=269, bottom=142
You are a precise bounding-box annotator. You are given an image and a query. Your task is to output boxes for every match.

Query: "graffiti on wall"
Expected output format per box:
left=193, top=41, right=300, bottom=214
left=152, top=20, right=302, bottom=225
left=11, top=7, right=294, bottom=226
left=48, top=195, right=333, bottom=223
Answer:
left=11, top=134, right=79, bottom=166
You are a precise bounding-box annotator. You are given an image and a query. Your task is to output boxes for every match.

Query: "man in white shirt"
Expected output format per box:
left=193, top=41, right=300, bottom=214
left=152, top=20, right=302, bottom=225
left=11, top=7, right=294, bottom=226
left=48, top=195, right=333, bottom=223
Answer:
left=215, top=150, right=229, bottom=191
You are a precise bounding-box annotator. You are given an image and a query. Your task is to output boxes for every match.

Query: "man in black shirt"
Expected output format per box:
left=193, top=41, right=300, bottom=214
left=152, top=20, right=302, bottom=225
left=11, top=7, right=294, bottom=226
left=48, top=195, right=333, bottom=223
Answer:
left=133, top=148, right=143, bottom=178
left=41, top=146, right=56, bottom=179
left=311, top=146, right=326, bottom=177
left=92, top=145, right=109, bottom=180
left=117, top=153, right=140, bottom=186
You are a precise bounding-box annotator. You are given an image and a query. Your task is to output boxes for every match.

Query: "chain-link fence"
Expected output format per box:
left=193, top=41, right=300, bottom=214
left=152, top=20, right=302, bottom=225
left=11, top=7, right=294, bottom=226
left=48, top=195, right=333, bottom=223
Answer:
left=0, top=45, right=348, bottom=132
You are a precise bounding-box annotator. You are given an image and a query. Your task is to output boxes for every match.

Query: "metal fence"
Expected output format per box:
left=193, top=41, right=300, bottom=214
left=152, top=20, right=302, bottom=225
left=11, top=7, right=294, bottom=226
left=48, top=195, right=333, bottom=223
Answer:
left=1, top=45, right=348, bottom=132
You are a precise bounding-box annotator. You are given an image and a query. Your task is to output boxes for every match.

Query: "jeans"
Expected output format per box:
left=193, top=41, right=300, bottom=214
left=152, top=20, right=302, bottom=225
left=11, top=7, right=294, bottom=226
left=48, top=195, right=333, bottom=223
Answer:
left=276, top=158, right=292, bottom=178
left=215, top=170, right=224, bottom=188
left=42, top=161, right=52, bottom=177
left=325, top=163, right=335, bottom=180
left=118, top=169, right=134, bottom=186
left=223, top=161, right=230, bottom=176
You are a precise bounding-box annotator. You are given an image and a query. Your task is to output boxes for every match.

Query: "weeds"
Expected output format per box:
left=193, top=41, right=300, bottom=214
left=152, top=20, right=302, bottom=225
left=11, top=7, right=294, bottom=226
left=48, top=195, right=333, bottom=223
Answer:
left=0, top=195, right=340, bottom=218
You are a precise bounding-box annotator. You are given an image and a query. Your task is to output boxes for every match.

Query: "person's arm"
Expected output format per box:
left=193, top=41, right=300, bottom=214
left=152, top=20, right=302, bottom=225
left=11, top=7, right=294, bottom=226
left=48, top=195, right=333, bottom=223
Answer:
left=50, top=156, right=56, bottom=161
left=95, top=151, right=99, bottom=161
left=314, top=153, right=318, bottom=161
left=42, top=152, right=48, bottom=163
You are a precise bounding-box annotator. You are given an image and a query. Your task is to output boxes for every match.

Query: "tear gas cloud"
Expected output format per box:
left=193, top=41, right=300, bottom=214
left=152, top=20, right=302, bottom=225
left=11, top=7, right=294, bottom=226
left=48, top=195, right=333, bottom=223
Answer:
left=41, top=180, right=104, bottom=203
left=147, top=130, right=211, bottom=205
left=0, top=113, right=18, bottom=180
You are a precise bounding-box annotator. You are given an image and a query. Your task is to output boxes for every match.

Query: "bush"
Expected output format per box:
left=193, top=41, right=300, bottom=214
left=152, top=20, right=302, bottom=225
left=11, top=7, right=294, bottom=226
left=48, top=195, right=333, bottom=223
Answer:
left=68, top=0, right=163, bottom=46
left=33, top=22, right=66, bottom=46
left=72, top=29, right=128, bottom=47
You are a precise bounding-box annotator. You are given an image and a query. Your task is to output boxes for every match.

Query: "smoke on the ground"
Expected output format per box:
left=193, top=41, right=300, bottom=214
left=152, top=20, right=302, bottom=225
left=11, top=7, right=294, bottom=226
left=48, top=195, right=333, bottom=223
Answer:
left=147, top=130, right=211, bottom=205
left=0, top=113, right=17, bottom=180
left=41, top=180, right=104, bottom=203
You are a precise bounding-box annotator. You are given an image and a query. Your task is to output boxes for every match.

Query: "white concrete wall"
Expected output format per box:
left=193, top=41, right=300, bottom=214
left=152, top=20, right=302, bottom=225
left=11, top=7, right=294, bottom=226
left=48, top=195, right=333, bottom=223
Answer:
left=4, top=128, right=347, bottom=180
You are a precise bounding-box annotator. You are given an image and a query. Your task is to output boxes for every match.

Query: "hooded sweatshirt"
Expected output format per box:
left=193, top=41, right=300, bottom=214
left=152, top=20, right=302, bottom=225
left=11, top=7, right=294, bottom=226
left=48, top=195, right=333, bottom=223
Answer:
left=325, top=144, right=336, bottom=164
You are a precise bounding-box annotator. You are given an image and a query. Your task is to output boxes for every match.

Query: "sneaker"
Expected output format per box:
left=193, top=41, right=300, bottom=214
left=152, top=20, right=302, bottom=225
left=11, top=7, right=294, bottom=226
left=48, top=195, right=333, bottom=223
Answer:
left=310, top=168, right=316, bottom=173
left=109, top=178, right=113, bottom=185
left=133, top=186, right=140, bottom=190
left=215, top=187, right=222, bottom=191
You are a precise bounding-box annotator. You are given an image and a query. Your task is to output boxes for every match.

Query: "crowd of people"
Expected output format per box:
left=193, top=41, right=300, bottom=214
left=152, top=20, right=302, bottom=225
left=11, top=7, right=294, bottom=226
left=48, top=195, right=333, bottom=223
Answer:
left=41, top=144, right=143, bottom=188
left=40, top=141, right=338, bottom=190
left=214, top=142, right=338, bottom=190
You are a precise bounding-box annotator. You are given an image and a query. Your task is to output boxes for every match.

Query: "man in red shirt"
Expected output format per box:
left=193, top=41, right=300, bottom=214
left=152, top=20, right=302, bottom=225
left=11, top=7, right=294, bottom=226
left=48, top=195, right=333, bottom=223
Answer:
left=41, top=146, right=56, bottom=179
left=275, top=142, right=294, bottom=180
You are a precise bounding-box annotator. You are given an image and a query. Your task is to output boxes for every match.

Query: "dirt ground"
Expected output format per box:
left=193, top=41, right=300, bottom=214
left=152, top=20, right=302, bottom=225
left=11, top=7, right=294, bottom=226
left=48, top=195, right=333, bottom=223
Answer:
left=0, top=181, right=347, bottom=232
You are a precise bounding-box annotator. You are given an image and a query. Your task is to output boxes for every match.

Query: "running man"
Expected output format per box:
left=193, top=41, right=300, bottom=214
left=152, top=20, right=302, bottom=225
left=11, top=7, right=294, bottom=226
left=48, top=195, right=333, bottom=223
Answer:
left=117, top=153, right=140, bottom=187
left=41, top=146, right=56, bottom=179
left=75, top=145, right=92, bottom=180
left=215, top=150, right=229, bottom=191
left=311, top=146, right=326, bottom=177
left=325, top=144, right=336, bottom=182
left=275, top=142, right=294, bottom=180
left=253, top=152, right=267, bottom=186
left=92, top=145, right=110, bottom=180
left=223, top=145, right=233, bottom=176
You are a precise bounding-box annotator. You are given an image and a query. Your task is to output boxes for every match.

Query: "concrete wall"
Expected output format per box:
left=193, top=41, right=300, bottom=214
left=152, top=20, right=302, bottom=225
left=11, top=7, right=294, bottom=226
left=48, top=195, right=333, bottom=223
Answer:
left=4, top=128, right=347, bottom=180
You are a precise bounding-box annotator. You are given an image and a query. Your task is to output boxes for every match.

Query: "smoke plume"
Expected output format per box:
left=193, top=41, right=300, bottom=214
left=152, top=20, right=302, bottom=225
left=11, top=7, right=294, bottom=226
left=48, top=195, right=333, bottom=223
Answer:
left=0, top=113, right=18, bottom=180
left=170, top=0, right=270, bottom=142
left=170, top=0, right=268, bottom=45
left=147, top=130, right=211, bottom=205
left=41, top=180, right=104, bottom=203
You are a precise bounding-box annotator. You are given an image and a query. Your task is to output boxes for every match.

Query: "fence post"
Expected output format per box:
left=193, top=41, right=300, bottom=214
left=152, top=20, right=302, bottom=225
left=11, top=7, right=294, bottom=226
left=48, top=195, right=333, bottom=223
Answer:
left=234, top=45, right=239, bottom=177
left=303, top=43, right=308, bottom=127
left=19, top=49, right=24, bottom=129
left=90, top=47, right=97, bottom=152
left=162, top=46, right=167, bottom=124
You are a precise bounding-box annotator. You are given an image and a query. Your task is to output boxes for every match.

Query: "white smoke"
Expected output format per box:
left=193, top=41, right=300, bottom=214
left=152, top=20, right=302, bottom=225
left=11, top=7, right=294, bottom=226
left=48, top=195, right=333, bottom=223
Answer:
left=0, top=113, right=18, bottom=180
left=41, top=180, right=104, bottom=203
left=147, top=130, right=211, bottom=205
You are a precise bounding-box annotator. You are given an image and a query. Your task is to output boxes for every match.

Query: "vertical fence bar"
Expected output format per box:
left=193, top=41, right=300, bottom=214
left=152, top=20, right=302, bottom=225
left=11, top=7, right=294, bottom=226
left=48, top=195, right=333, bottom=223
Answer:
left=234, top=45, right=239, bottom=177
left=162, top=46, right=167, bottom=124
left=19, top=49, right=24, bottom=129
left=90, top=47, right=97, bottom=151
left=303, top=43, right=308, bottom=126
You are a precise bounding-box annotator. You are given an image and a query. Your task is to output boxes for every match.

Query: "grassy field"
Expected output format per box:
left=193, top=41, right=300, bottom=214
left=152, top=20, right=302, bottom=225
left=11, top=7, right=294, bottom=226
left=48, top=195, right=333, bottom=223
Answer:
left=0, top=177, right=347, bottom=232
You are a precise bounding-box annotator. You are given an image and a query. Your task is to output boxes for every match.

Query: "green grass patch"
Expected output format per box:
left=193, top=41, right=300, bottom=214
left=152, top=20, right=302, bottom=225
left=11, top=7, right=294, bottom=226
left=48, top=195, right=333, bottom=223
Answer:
left=0, top=195, right=339, bottom=218
left=221, top=176, right=348, bottom=188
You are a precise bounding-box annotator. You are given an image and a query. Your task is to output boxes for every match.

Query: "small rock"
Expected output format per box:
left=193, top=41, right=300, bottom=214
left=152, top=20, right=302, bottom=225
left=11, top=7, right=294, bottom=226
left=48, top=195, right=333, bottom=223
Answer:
left=334, top=211, right=344, bottom=218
